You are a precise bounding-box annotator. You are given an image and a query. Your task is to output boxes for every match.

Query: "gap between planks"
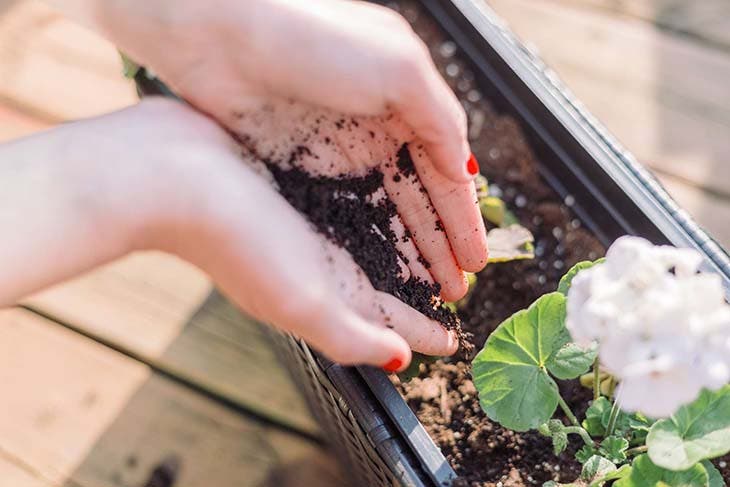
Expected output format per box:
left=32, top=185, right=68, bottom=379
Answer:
left=20, top=300, right=323, bottom=446
left=22, top=252, right=320, bottom=439
left=0, top=307, right=343, bottom=487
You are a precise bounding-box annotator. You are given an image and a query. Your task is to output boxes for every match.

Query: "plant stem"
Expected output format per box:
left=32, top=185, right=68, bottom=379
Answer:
left=593, top=358, right=601, bottom=400
left=625, top=445, right=648, bottom=457
left=564, top=426, right=594, bottom=447
left=557, top=393, right=581, bottom=428
left=605, top=400, right=621, bottom=437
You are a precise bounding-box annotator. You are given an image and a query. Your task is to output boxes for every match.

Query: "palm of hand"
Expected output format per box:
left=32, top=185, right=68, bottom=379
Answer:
left=228, top=99, right=487, bottom=301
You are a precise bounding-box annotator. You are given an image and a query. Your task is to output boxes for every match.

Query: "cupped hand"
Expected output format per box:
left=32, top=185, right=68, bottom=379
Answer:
left=229, top=99, right=488, bottom=301
left=116, top=99, right=459, bottom=369
left=65, top=0, right=491, bottom=299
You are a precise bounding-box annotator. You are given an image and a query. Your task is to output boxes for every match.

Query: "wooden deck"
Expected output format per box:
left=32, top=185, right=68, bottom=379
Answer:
left=0, top=0, right=728, bottom=485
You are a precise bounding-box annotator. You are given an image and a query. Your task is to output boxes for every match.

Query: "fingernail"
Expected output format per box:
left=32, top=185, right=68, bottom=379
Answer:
left=466, top=153, right=479, bottom=176
left=382, top=357, right=403, bottom=373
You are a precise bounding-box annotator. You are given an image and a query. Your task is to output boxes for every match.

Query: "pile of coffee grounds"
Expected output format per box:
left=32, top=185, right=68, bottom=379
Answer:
left=246, top=139, right=465, bottom=343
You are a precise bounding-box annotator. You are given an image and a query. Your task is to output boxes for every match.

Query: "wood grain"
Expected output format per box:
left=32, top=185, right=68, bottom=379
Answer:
left=23, top=252, right=319, bottom=436
left=486, top=0, right=730, bottom=246
left=0, top=0, right=136, bottom=122
left=555, top=0, right=730, bottom=51
left=0, top=308, right=341, bottom=487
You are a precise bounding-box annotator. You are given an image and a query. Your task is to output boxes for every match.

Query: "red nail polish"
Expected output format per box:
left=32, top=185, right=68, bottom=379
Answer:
left=383, top=358, right=402, bottom=373
left=467, top=153, right=479, bottom=176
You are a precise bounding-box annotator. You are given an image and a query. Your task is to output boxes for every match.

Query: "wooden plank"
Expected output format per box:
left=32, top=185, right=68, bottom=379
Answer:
left=486, top=0, right=730, bottom=241
left=554, top=0, right=730, bottom=51
left=0, top=308, right=342, bottom=487
left=0, top=0, right=137, bottom=121
left=23, top=252, right=319, bottom=436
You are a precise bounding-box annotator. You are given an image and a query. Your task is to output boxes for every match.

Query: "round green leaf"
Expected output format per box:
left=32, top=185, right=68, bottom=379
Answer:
left=615, top=455, right=708, bottom=487
left=472, top=292, right=568, bottom=431
left=581, top=455, right=617, bottom=481
left=557, top=259, right=605, bottom=295
left=600, top=436, right=629, bottom=464
left=548, top=341, right=598, bottom=380
left=648, top=386, right=730, bottom=470
left=583, top=397, right=611, bottom=437
left=702, top=461, right=724, bottom=487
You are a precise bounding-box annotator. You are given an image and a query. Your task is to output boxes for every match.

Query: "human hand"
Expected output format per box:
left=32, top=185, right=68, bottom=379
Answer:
left=49, top=0, right=488, bottom=296
left=229, top=99, right=488, bottom=301
left=97, top=99, right=459, bottom=369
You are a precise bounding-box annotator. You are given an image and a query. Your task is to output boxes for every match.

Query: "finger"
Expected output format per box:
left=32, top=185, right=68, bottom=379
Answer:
left=381, top=150, right=468, bottom=302
left=388, top=213, right=432, bottom=283
left=366, top=291, right=459, bottom=356
left=409, top=143, right=489, bottom=272
left=367, top=187, right=429, bottom=283
left=294, top=300, right=412, bottom=371
left=388, top=45, right=473, bottom=183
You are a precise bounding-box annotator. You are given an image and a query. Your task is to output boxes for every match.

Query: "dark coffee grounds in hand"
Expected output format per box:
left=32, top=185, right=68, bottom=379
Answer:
left=257, top=142, right=468, bottom=348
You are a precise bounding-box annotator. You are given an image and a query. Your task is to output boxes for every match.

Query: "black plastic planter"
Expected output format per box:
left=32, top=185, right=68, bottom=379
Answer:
left=136, top=1, right=730, bottom=485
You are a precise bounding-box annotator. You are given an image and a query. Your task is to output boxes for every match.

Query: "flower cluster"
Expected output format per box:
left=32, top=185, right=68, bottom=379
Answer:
left=566, top=236, right=730, bottom=417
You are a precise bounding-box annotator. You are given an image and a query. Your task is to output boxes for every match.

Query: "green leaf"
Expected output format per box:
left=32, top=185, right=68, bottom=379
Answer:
left=577, top=445, right=599, bottom=464
left=614, top=455, right=708, bottom=487
left=600, top=436, right=629, bottom=464
left=397, top=352, right=436, bottom=382
left=583, top=397, right=612, bottom=437
left=702, top=461, right=725, bottom=487
left=548, top=457, right=628, bottom=487
left=594, top=465, right=633, bottom=486
left=582, top=455, right=617, bottom=481
left=472, top=293, right=568, bottom=431
left=480, top=196, right=506, bottom=227
left=557, top=259, right=605, bottom=295
left=648, top=386, right=730, bottom=471
left=119, top=52, right=141, bottom=79
left=548, top=341, right=598, bottom=380
left=553, top=431, right=569, bottom=455
left=486, top=224, right=535, bottom=263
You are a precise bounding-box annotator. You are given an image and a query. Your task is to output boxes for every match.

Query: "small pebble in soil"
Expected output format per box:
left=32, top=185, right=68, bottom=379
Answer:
left=440, top=41, right=457, bottom=58
left=446, top=63, right=460, bottom=77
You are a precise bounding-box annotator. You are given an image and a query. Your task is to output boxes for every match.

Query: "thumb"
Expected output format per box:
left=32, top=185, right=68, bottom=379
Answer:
left=292, top=300, right=412, bottom=372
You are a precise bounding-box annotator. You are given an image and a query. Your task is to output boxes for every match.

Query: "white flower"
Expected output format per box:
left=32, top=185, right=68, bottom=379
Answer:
left=566, top=236, right=730, bottom=417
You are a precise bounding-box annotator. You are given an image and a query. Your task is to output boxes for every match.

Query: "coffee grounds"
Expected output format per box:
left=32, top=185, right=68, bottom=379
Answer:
left=255, top=142, right=466, bottom=346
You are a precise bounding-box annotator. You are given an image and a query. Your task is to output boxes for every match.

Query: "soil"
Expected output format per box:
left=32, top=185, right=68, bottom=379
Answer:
left=261, top=146, right=465, bottom=344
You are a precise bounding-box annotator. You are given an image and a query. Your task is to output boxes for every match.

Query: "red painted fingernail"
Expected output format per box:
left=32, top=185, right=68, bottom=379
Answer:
left=467, top=153, right=479, bottom=176
left=383, top=358, right=402, bottom=373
